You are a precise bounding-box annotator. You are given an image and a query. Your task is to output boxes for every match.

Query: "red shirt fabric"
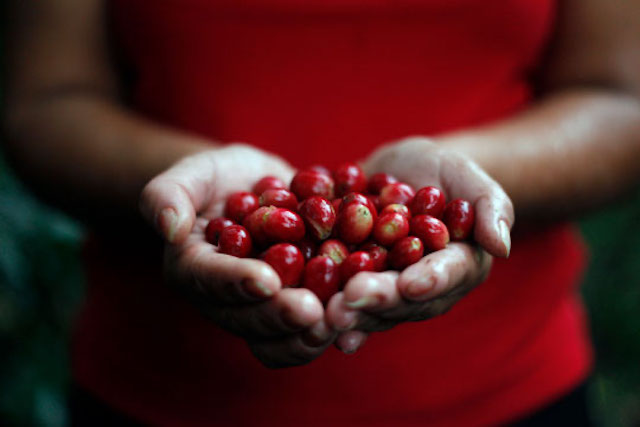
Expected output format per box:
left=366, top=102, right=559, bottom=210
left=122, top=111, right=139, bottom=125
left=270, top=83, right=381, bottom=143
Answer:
left=72, top=0, right=593, bottom=425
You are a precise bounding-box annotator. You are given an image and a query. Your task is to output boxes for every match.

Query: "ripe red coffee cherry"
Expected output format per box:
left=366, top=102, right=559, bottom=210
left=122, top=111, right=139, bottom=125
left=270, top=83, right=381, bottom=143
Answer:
left=224, top=192, right=259, bottom=223
left=318, top=239, right=350, bottom=265
left=409, top=186, right=446, bottom=218
left=242, top=206, right=276, bottom=246
left=442, top=199, right=475, bottom=241
left=340, top=251, right=374, bottom=282
left=259, top=188, right=298, bottom=210
left=389, top=236, right=424, bottom=270
left=410, top=215, right=450, bottom=251
left=299, top=196, right=336, bottom=241
left=290, top=170, right=335, bottom=200
left=367, top=172, right=398, bottom=195
left=205, top=217, right=235, bottom=245
left=336, top=203, right=374, bottom=244
left=342, top=192, right=378, bottom=224
left=380, top=203, right=411, bottom=220
left=307, top=165, right=332, bottom=177
left=264, top=208, right=306, bottom=243
left=218, top=225, right=253, bottom=258
left=373, top=212, right=410, bottom=247
left=379, top=183, right=416, bottom=207
left=360, top=242, right=389, bottom=272
left=262, top=243, right=305, bottom=287
left=252, top=176, right=286, bottom=195
left=296, top=238, right=318, bottom=262
left=303, top=256, right=341, bottom=304
left=333, top=162, right=367, bottom=197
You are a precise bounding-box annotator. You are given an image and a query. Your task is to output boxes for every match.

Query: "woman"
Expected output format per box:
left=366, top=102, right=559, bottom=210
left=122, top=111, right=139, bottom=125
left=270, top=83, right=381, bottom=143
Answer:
left=4, top=0, right=640, bottom=425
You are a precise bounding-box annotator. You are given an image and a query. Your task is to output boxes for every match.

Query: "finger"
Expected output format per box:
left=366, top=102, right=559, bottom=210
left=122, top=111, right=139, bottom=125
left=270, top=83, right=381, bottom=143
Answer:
left=140, top=154, right=215, bottom=244
left=397, top=242, right=492, bottom=303
left=167, top=238, right=282, bottom=303
left=248, top=321, right=335, bottom=369
left=211, top=288, right=325, bottom=339
left=335, top=331, right=368, bottom=355
left=440, top=155, right=515, bottom=258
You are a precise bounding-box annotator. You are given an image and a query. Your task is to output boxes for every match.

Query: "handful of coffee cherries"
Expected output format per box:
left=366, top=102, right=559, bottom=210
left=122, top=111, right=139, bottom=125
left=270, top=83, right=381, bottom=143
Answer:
left=206, top=163, right=475, bottom=304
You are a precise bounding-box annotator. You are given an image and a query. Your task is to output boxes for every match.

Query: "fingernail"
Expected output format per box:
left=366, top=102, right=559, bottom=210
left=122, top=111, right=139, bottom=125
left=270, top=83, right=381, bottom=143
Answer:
left=159, top=208, right=179, bottom=243
left=499, top=220, right=511, bottom=257
left=242, top=278, right=274, bottom=298
left=303, top=322, right=333, bottom=347
left=341, top=333, right=366, bottom=355
left=345, top=295, right=378, bottom=310
left=405, top=275, right=436, bottom=301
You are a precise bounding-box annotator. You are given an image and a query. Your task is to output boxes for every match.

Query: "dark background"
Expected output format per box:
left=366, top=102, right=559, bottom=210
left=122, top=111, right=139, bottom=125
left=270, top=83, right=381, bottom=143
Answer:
left=0, top=33, right=639, bottom=427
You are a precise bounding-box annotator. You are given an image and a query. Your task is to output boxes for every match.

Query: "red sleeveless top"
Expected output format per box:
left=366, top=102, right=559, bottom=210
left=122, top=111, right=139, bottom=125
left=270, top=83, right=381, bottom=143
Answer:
left=73, top=0, right=593, bottom=425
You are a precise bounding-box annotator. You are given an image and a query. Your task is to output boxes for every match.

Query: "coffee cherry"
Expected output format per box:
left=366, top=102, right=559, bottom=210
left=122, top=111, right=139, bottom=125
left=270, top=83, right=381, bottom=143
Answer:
left=252, top=176, right=286, bottom=195
left=410, top=215, right=450, bottom=251
left=299, top=196, right=336, bottom=241
left=219, top=225, right=253, bottom=258
left=409, top=186, right=446, bottom=218
left=379, top=183, right=415, bottom=207
left=389, top=236, right=424, bottom=270
left=442, top=199, right=475, bottom=241
left=295, top=238, right=317, bottom=262
left=340, top=251, right=374, bottom=283
left=290, top=170, right=335, bottom=200
left=264, top=208, right=305, bottom=243
left=303, top=256, right=341, bottom=304
left=318, top=239, right=350, bottom=265
left=242, top=206, right=276, bottom=246
left=262, top=243, right=304, bottom=287
left=259, top=188, right=298, bottom=210
left=205, top=217, right=235, bottom=245
left=342, top=192, right=378, bottom=224
left=336, top=203, right=374, bottom=244
left=367, top=173, right=398, bottom=195
left=224, top=192, right=260, bottom=223
left=380, top=203, right=411, bottom=220
left=307, top=165, right=331, bottom=177
left=333, top=162, right=367, bottom=197
left=373, top=212, right=410, bottom=247
left=360, top=242, right=389, bottom=272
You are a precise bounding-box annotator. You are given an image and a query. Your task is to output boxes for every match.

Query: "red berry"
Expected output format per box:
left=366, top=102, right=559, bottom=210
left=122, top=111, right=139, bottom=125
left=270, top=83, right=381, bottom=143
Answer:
left=333, top=162, right=367, bottom=197
left=264, top=208, right=306, bottom=243
left=218, top=225, right=253, bottom=258
left=379, top=183, right=416, bottom=207
left=224, top=192, right=259, bottom=223
left=410, top=215, right=450, bottom=251
left=342, top=192, right=378, bottom=224
left=380, top=203, right=411, bottom=220
left=205, top=217, right=235, bottom=245
left=389, top=236, right=424, bottom=270
left=442, top=199, right=475, bottom=241
left=367, top=173, right=398, bottom=195
left=252, top=176, right=285, bottom=195
left=318, top=239, right=350, bottom=265
left=259, top=188, right=298, bottom=210
left=373, top=212, right=410, bottom=247
left=336, top=203, right=374, bottom=244
left=295, top=238, right=317, bottom=262
left=360, top=242, right=389, bottom=272
left=242, top=206, right=276, bottom=246
left=409, top=186, right=446, bottom=218
left=298, top=196, right=336, bottom=241
left=340, top=251, right=374, bottom=283
left=262, top=243, right=305, bottom=287
left=290, top=170, right=335, bottom=200
left=303, top=256, right=341, bottom=304
left=307, top=165, right=332, bottom=176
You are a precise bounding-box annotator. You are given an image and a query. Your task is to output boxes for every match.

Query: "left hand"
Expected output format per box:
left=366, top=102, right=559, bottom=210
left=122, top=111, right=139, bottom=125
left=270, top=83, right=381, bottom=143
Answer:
left=327, top=137, right=514, bottom=353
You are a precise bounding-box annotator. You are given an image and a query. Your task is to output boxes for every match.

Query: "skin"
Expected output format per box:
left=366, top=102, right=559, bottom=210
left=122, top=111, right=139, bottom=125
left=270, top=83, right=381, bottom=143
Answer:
left=4, top=0, right=640, bottom=363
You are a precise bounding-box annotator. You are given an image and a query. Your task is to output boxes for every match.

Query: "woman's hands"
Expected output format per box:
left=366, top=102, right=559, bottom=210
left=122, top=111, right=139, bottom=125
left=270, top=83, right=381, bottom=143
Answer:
left=140, top=144, right=336, bottom=368
left=326, top=137, right=514, bottom=352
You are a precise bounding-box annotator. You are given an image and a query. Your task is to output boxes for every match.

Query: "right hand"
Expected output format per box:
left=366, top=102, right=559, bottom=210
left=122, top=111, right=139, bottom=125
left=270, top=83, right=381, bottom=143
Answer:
left=140, top=144, right=336, bottom=368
